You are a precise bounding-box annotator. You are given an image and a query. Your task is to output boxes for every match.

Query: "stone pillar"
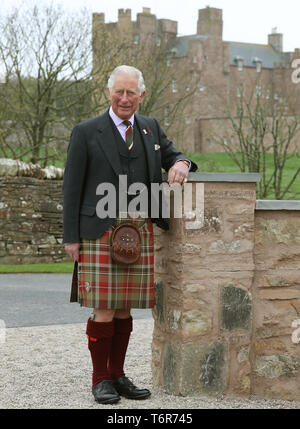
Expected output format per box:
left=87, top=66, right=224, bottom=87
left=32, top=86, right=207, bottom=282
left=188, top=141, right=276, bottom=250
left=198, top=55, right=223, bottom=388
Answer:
left=152, top=173, right=259, bottom=397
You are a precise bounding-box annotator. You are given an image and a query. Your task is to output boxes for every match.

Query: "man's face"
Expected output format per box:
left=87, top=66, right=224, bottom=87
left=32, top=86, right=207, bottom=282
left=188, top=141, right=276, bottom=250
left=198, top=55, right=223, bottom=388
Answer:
left=108, top=73, right=145, bottom=120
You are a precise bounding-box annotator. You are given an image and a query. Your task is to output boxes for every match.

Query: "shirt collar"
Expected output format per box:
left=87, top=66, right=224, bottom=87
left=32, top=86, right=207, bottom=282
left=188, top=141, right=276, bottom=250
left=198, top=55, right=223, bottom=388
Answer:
left=109, top=106, right=135, bottom=127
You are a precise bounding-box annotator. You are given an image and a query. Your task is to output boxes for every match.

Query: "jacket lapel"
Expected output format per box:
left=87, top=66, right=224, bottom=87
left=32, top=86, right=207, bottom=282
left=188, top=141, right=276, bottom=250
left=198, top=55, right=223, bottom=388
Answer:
left=134, top=114, right=156, bottom=182
left=96, top=111, right=123, bottom=178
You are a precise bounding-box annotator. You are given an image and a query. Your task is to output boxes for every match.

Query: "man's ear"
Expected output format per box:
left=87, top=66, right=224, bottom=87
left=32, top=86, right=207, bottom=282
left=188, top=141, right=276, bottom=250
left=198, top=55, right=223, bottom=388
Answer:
left=107, top=87, right=112, bottom=99
left=139, top=91, right=146, bottom=103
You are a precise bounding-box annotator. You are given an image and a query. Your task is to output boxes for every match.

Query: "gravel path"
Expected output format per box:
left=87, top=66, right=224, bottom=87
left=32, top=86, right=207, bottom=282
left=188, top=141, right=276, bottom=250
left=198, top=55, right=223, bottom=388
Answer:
left=0, top=319, right=299, bottom=409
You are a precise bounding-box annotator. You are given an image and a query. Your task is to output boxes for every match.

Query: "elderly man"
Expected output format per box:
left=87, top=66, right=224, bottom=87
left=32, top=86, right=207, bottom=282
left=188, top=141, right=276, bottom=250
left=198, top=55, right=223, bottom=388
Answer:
left=63, top=65, right=197, bottom=404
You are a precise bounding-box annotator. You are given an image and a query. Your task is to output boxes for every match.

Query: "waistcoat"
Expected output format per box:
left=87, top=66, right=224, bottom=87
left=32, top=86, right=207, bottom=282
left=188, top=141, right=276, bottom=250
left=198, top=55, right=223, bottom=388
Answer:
left=110, top=118, right=150, bottom=214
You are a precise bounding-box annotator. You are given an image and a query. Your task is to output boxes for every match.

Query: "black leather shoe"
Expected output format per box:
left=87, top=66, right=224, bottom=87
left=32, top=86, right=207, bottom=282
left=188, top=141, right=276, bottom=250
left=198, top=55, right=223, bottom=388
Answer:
left=113, top=376, right=151, bottom=400
left=92, top=380, right=121, bottom=404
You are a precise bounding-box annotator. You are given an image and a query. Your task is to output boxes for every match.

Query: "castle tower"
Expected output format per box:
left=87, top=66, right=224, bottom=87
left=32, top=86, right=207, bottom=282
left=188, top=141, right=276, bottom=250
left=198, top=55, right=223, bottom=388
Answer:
left=197, top=6, right=223, bottom=40
left=117, top=8, right=133, bottom=33
left=136, top=7, right=157, bottom=44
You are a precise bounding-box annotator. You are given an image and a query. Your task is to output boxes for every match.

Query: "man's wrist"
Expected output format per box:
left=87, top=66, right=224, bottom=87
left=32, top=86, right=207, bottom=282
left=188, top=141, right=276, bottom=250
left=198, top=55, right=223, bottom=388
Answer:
left=178, top=159, right=191, bottom=169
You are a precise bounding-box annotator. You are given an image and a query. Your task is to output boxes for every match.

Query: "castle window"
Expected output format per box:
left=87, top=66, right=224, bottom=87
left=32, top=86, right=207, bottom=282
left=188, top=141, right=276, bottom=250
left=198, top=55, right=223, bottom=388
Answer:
left=156, top=36, right=161, bottom=47
left=133, top=34, right=139, bottom=45
left=172, top=79, right=177, bottom=93
left=274, top=92, right=279, bottom=101
left=193, top=55, right=197, bottom=64
left=237, top=83, right=243, bottom=97
left=266, top=88, right=270, bottom=100
left=252, top=57, right=262, bottom=73
left=237, top=59, right=243, bottom=71
left=199, top=83, right=205, bottom=92
left=256, top=85, right=262, bottom=97
left=234, top=56, right=244, bottom=71
left=256, top=62, right=262, bottom=72
left=167, top=58, right=172, bottom=67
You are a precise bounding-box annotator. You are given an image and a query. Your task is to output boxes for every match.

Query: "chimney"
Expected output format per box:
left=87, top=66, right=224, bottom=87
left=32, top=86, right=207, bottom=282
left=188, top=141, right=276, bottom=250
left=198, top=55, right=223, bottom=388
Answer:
left=197, top=6, right=223, bottom=39
left=268, top=28, right=283, bottom=52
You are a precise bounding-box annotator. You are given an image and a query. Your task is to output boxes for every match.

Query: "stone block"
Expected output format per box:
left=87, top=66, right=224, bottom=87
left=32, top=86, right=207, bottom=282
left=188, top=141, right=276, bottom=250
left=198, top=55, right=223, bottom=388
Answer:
left=162, top=341, right=181, bottom=394
left=221, top=285, right=252, bottom=331
left=182, top=341, right=226, bottom=396
left=255, top=271, right=300, bottom=288
left=255, top=353, right=300, bottom=379
left=167, top=308, right=181, bottom=331
left=255, top=218, right=300, bottom=245
left=161, top=340, right=226, bottom=396
left=208, top=239, right=253, bottom=254
left=181, top=309, right=212, bottom=337
left=154, top=256, right=168, bottom=274
left=153, top=280, right=164, bottom=325
left=259, top=289, right=300, bottom=300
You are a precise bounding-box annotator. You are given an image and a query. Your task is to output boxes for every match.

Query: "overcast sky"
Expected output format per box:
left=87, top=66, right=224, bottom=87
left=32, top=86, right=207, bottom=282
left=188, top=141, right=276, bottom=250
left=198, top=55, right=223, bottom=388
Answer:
left=2, top=0, right=300, bottom=52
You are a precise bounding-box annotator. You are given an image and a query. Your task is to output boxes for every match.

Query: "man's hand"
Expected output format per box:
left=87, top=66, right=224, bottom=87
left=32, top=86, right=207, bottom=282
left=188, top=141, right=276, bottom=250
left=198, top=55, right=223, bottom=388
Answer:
left=65, top=242, right=80, bottom=261
left=167, top=160, right=189, bottom=188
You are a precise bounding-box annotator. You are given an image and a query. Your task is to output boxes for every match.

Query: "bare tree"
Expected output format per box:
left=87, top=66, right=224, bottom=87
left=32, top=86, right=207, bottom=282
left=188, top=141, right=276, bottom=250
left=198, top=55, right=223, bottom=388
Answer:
left=0, top=4, right=121, bottom=166
left=211, top=81, right=300, bottom=199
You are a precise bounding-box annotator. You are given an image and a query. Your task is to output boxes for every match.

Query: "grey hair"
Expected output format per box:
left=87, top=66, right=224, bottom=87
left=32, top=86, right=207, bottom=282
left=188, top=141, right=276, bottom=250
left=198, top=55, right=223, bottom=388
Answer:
left=107, top=65, right=146, bottom=95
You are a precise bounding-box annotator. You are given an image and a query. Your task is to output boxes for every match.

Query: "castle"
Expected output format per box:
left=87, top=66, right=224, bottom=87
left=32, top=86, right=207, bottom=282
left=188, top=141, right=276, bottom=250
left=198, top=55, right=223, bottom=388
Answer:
left=92, top=6, right=300, bottom=153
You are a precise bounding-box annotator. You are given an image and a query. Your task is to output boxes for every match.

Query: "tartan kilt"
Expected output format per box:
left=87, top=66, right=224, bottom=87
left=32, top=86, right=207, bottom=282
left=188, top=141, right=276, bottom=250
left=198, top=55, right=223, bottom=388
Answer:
left=75, top=215, right=154, bottom=309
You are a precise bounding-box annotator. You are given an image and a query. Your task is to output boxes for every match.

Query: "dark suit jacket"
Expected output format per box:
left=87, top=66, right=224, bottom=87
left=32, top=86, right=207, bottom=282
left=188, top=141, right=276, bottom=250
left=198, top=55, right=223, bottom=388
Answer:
left=62, top=110, right=197, bottom=243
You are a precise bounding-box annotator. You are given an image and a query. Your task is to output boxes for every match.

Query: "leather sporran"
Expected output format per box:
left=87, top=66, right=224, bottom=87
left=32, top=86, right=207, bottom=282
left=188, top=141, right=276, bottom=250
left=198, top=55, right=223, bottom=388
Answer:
left=111, top=223, right=142, bottom=264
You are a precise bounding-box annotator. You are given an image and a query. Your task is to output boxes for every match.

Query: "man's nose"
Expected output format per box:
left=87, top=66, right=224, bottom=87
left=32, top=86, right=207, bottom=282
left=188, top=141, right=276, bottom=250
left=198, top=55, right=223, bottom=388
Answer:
left=120, top=92, right=129, bottom=102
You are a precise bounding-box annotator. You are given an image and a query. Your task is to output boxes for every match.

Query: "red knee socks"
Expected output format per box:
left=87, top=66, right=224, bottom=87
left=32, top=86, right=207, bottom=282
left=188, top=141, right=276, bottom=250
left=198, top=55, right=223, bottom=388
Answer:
left=108, top=316, right=133, bottom=381
left=86, top=318, right=114, bottom=387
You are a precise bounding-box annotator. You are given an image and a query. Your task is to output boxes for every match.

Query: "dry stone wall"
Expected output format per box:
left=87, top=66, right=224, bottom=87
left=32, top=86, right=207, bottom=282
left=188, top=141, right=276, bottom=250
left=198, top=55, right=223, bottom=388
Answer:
left=0, top=159, right=66, bottom=264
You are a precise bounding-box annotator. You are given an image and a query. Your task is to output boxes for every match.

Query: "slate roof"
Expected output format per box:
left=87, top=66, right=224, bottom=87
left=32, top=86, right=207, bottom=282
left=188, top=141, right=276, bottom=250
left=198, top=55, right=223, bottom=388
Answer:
left=228, top=41, right=287, bottom=69
left=170, top=35, right=288, bottom=69
left=168, top=35, right=208, bottom=57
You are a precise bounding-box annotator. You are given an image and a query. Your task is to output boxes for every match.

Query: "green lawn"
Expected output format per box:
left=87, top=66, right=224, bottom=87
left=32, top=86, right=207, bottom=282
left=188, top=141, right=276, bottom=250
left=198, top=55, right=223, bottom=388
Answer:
left=188, top=152, right=300, bottom=200
left=0, top=262, right=74, bottom=273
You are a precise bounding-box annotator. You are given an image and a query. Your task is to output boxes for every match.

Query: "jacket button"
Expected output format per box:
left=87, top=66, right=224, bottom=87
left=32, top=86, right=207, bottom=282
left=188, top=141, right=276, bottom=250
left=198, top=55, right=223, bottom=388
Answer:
left=85, top=282, right=91, bottom=292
